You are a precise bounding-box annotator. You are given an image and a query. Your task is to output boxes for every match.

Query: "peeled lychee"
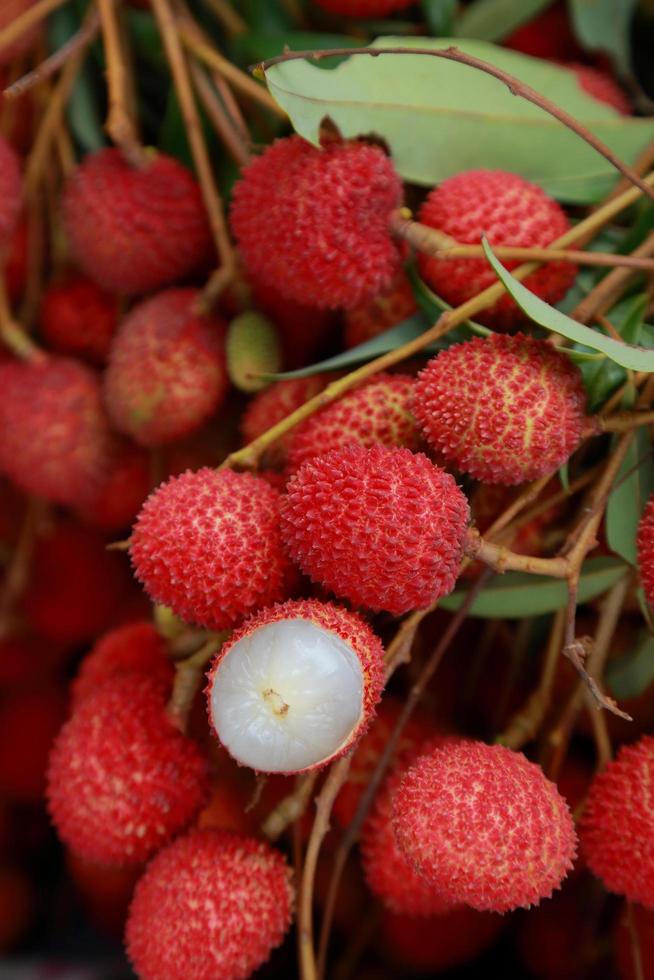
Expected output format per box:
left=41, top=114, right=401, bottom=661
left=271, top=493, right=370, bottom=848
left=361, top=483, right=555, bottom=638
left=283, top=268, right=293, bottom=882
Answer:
left=412, top=333, right=587, bottom=485
left=241, top=374, right=329, bottom=469
left=130, top=467, right=297, bottom=630
left=0, top=356, right=114, bottom=507
left=0, top=136, right=22, bottom=252
left=230, top=135, right=404, bottom=309
left=125, top=828, right=294, bottom=980
left=417, top=169, right=577, bottom=329
left=637, top=495, right=654, bottom=611
left=282, top=444, right=469, bottom=614
left=40, top=273, right=119, bottom=365
left=207, top=598, right=385, bottom=774
left=344, top=269, right=418, bottom=349
left=63, top=148, right=212, bottom=294
left=47, top=676, right=209, bottom=864
left=580, top=735, right=654, bottom=908
left=393, top=740, right=577, bottom=912
left=286, top=373, right=419, bottom=474
left=104, top=288, right=228, bottom=446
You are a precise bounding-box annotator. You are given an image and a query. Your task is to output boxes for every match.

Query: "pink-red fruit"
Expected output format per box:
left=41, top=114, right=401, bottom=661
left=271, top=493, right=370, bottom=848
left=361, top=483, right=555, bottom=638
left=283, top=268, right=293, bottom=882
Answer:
left=314, top=0, right=416, bottom=13
left=282, top=444, right=469, bottom=614
left=412, top=334, right=587, bottom=485
left=417, top=170, right=577, bottom=329
left=130, top=467, right=296, bottom=630
left=47, top=676, right=209, bottom=864
left=63, top=148, right=212, bottom=294
left=0, top=136, right=22, bottom=251
left=393, top=740, right=577, bottom=912
left=241, top=374, right=329, bottom=469
left=344, top=269, right=418, bottom=349
left=637, top=495, right=654, bottom=611
left=40, top=274, right=119, bottom=365
left=230, top=136, right=403, bottom=309
left=125, top=829, right=294, bottom=980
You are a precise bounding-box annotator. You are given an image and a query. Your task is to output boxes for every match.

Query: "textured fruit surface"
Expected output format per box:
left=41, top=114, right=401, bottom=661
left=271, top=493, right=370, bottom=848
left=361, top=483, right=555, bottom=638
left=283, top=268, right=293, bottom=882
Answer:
left=130, top=467, right=296, bottom=630
left=503, top=3, right=582, bottom=61
left=637, top=495, right=654, bottom=611
left=381, top=906, right=505, bottom=973
left=71, top=621, right=173, bottom=707
left=412, top=333, right=587, bottom=485
left=76, top=438, right=150, bottom=532
left=393, top=740, right=577, bottom=912
left=580, top=735, right=654, bottom=907
left=282, top=444, right=469, bottom=614
left=125, top=828, right=294, bottom=980
left=344, top=269, right=418, bottom=349
left=230, top=135, right=403, bottom=309
left=226, top=311, right=281, bottom=393
left=207, top=599, right=385, bottom=773
left=0, top=356, right=114, bottom=507
left=40, top=274, right=119, bottom=365
left=241, top=374, right=329, bottom=469
left=47, top=676, right=209, bottom=864
left=314, top=0, right=416, bottom=13
left=0, top=136, right=22, bottom=251
left=417, top=170, right=576, bottom=329
left=104, top=288, right=228, bottom=446
left=63, top=148, right=212, bottom=294
left=569, top=63, right=631, bottom=114
left=286, top=373, right=419, bottom=473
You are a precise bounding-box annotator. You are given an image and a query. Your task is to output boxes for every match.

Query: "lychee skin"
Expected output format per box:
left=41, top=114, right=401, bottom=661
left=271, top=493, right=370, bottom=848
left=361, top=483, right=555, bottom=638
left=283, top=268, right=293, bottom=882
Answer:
left=579, top=736, right=654, bottom=908
left=206, top=599, right=385, bottom=773
left=0, top=136, right=22, bottom=251
left=0, top=357, right=114, bottom=508
left=412, top=333, right=587, bottom=485
left=40, top=273, right=119, bottom=365
left=241, top=374, right=329, bottom=469
left=76, top=438, right=150, bottom=532
left=417, top=170, right=577, bottom=329
left=62, top=148, right=212, bottom=295
left=286, top=373, right=420, bottom=474
left=230, top=136, right=404, bottom=310
left=104, top=289, right=228, bottom=446
left=393, top=740, right=577, bottom=913
left=47, top=676, right=209, bottom=865
left=344, top=269, right=418, bottom=349
left=637, top=495, right=654, bottom=612
left=569, top=63, right=631, bottom=114
left=314, top=0, right=416, bottom=14
left=282, top=444, right=469, bottom=615
left=125, top=828, right=294, bottom=980
left=130, top=467, right=297, bottom=630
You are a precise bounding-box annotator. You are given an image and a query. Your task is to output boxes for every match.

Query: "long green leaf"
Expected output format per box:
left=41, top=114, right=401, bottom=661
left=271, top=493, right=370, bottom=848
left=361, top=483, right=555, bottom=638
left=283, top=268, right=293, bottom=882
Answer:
left=263, top=37, right=654, bottom=203
left=482, top=239, right=654, bottom=371
left=455, top=0, right=555, bottom=42
left=568, top=0, right=637, bottom=76
left=606, top=632, right=654, bottom=699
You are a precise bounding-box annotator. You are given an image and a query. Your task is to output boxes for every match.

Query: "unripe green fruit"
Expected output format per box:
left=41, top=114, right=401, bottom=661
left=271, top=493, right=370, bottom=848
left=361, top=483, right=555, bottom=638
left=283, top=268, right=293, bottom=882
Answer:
left=226, top=312, right=282, bottom=393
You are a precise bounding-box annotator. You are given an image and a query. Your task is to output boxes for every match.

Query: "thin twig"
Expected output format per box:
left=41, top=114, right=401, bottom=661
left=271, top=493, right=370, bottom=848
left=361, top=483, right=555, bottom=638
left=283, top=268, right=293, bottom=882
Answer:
left=98, top=0, right=145, bottom=165
left=626, top=901, right=645, bottom=980
left=0, top=0, right=72, bottom=55
left=0, top=498, right=44, bottom=640
left=261, top=772, right=318, bottom=841
left=573, top=230, right=654, bottom=324
left=202, top=0, right=247, bottom=36
left=166, top=633, right=226, bottom=731
left=189, top=61, right=251, bottom=167
left=4, top=9, right=101, bottom=99
left=0, top=277, right=43, bottom=361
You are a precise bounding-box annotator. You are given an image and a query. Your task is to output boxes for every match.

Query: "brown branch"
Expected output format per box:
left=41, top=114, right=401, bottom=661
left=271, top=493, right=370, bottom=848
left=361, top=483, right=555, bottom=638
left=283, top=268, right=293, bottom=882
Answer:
left=261, top=772, right=318, bottom=841
left=0, top=497, right=45, bottom=640
left=626, top=901, right=646, bottom=980
left=464, top=527, right=569, bottom=578
left=0, top=0, right=72, bottom=55
left=98, top=0, right=145, bottom=165
left=188, top=61, right=251, bottom=167
left=4, top=9, right=100, bottom=99
left=202, top=0, right=247, bottom=36
left=573, top=230, right=654, bottom=324
left=590, top=409, right=654, bottom=434
left=0, top=277, right=44, bottom=361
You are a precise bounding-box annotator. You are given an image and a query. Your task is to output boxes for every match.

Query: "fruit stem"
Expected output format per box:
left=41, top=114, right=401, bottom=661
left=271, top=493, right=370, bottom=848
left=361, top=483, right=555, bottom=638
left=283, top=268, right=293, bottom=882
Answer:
left=0, top=497, right=45, bottom=641
left=188, top=61, right=252, bottom=168
left=464, top=527, right=569, bottom=578
left=166, top=633, right=228, bottom=732
left=0, top=0, right=71, bottom=55
left=0, top=277, right=45, bottom=362
left=261, top=772, right=318, bottom=841
left=202, top=0, right=248, bottom=37
left=98, top=0, right=146, bottom=168
left=588, top=409, right=654, bottom=434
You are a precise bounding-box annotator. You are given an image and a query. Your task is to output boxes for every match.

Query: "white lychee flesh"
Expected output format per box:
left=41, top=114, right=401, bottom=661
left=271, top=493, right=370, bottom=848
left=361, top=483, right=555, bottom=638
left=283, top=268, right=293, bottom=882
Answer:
left=209, top=619, right=364, bottom=773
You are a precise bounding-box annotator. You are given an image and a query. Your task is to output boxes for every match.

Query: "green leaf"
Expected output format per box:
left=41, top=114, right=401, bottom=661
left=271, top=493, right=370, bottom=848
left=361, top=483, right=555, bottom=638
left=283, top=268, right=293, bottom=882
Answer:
left=263, top=37, right=654, bottom=203
left=568, top=0, right=637, bottom=76
left=421, top=0, right=457, bottom=36
left=606, top=426, right=654, bottom=565
left=455, top=0, right=555, bottom=43
left=482, top=239, right=654, bottom=371
left=408, top=266, right=492, bottom=336
left=241, top=0, right=293, bottom=33
left=606, top=631, right=654, bottom=700
left=440, top=557, right=628, bottom=618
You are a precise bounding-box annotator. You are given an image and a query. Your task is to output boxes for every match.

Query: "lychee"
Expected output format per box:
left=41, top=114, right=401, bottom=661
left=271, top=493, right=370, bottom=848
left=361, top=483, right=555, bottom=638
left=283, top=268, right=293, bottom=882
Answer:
left=207, top=598, right=385, bottom=774
left=230, top=135, right=404, bottom=309
left=76, top=438, right=151, bottom=532
left=380, top=906, right=505, bottom=974
left=637, top=494, right=654, bottom=611
left=0, top=356, right=115, bottom=508
left=344, top=269, right=418, bottom=349
left=129, top=467, right=297, bottom=630
left=412, top=333, right=587, bottom=485
left=225, top=311, right=282, bottom=393
left=62, top=148, right=212, bottom=294
left=314, top=0, right=416, bottom=14
left=393, top=740, right=577, bottom=912
left=286, top=373, right=420, bottom=474
left=569, top=63, right=631, bottom=114
left=579, top=735, right=654, bottom=907
left=241, top=374, right=329, bottom=469
left=104, top=288, right=228, bottom=446
left=125, top=828, right=294, bottom=980
left=47, top=676, right=209, bottom=864
left=282, top=444, right=469, bottom=614
left=40, top=273, right=119, bottom=365
left=503, top=3, right=583, bottom=61
left=248, top=279, right=336, bottom=369
left=0, top=136, right=22, bottom=252
left=416, top=169, right=577, bottom=329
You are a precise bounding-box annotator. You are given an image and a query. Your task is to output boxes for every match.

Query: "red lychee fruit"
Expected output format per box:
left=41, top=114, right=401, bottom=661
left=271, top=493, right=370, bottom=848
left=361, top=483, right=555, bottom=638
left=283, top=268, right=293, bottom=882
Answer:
left=580, top=735, right=654, bottom=908
left=249, top=280, right=336, bottom=369
left=0, top=136, right=22, bottom=252
left=0, top=685, right=68, bottom=801
left=130, top=467, right=297, bottom=630
left=569, top=63, right=631, bottom=114
left=344, top=269, right=418, bottom=349
left=76, top=438, right=151, bottom=532
left=125, top=828, right=294, bottom=980
left=241, top=374, right=330, bottom=469
left=71, top=620, right=174, bottom=707
left=282, top=444, right=469, bottom=614
left=504, top=3, right=583, bottom=61
left=230, top=135, right=404, bottom=309
left=206, top=599, right=385, bottom=774
left=412, top=333, right=587, bottom=485
left=0, top=0, right=42, bottom=66
left=40, top=273, right=119, bottom=365
left=286, top=373, right=419, bottom=475
left=393, top=740, right=577, bottom=912
left=637, top=495, right=654, bottom=611
left=380, top=906, right=505, bottom=973
left=62, top=148, right=212, bottom=294
left=416, top=169, right=577, bottom=329
left=314, top=0, right=416, bottom=14
left=0, top=356, right=114, bottom=508
left=47, top=676, right=209, bottom=864
left=104, top=288, right=228, bottom=446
